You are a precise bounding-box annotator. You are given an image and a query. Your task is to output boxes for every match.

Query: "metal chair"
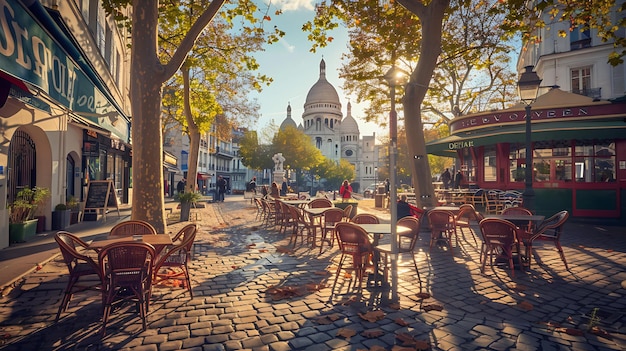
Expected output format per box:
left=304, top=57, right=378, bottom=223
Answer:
left=375, top=216, right=422, bottom=286
left=479, top=218, right=522, bottom=278
left=341, top=204, right=353, bottom=221
left=427, top=209, right=458, bottom=254
left=308, top=198, right=333, bottom=208
left=526, top=210, right=570, bottom=269
left=333, top=222, right=374, bottom=290
left=98, top=242, right=156, bottom=336
left=455, top=204, right=480, bottom=246
left=109, top=220, right=157, bottom=237
left=351, top=213, right=380, bottom=224
left=54, top=231, right=102, bottom=321
left=319, top=208, right=345, bottom=254
left=153, top=224, right=197, bottom=297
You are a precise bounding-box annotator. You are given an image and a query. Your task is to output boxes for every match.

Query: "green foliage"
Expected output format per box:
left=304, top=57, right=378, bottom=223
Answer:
left=54, top=203, right=68, bottom=211
left=272, top=126, right=324, bottom=172
left=239, top=130, right=274, bottom=170
left=313, top=158, right=355, bottom=190
left=494, top=0, right=625, bottom=66
left=8, top=187, right=50, bottom=224
left=175, top=191, right=203, bottom=203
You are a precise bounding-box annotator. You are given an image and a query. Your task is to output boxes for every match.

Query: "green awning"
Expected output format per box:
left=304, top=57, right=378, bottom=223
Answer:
left=426, top=120, right=626, bottom=157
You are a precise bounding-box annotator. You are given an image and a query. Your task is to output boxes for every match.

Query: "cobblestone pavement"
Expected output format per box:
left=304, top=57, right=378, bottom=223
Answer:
left=0, top=197, right=625, bottom=350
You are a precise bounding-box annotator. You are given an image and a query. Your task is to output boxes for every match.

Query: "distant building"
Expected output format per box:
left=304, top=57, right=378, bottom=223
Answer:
left=280, top=59, right=379, bottom=190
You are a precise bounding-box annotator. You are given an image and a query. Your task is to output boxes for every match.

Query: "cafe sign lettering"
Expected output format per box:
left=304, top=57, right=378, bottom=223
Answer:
left=453, top=107, right=590, bottom=131
left=448, top=140, right=474, bottom=150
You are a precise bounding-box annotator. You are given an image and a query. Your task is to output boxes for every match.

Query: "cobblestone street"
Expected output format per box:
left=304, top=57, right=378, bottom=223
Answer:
left=0, top=197, right=625, bottom=350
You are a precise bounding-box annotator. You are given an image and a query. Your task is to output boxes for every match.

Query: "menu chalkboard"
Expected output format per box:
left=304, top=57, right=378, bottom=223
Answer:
left=85, top=180, right=118, bottom=212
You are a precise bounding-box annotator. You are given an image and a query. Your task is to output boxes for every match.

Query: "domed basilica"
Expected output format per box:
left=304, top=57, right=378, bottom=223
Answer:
left=279, top=59, right=378, bottom=189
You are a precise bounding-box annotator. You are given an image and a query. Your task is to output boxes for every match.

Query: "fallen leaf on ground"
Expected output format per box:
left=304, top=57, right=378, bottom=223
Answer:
left=394, top=318, right=409, bottom=326
left=537, top=321, right=561, bottom=329
left=422, top=304, right=443, bottom=312
left=513, top=284, right=527, bottom=291
left=369, top=346, right=387, bottom=351
left=314, top=271, right=330, bottom=276
left=305, top=283, right=326, bottom=291
left=315, top=313, right=342, bottom=324
left=517, top=300, right=533, bottom=311
left=265, top=285, right=304, bottom=300
left=246, top=243, right=257, bottom=249
left=275, top=247, right=292, bottom=254
left=361, top=329, right=384, bottom=338
left=337, top=327, right=357, bottom=340
left=388, top=302, right=400, bottom=310
left=590, top=326, right=612, bottom=339
left=231, top=265, right=239, bottom=269
left=358, top=310, right=386, bottom=322
left=416, top=292, right=431, bottom=299
left=395, top=333, right=430, bottom=349
left=258, top=249, right=268, bottom=253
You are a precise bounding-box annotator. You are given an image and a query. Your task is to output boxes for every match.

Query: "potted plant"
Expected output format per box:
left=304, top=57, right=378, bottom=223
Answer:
left=66, top=196, right=80, bottom=224
left=52, top=203, right=71, bottom=230
left=176, top=191, right=202, bottom=221
left=333, top=199, right=358, bottom=218
left=8, top=187, right=50, bottom=243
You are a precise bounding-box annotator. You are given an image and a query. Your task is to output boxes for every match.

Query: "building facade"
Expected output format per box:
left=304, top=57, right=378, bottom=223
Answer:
left=426, top=2, right=626, bottom=222
left=279, top=59, right=378, bottom=190
left=0, top=0, right=133, bottom=248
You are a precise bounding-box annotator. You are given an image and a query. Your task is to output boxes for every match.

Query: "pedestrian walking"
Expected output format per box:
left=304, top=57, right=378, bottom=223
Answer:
left=177, top=178, right=186, bottom=194
left=441, top=168, right=451, bottom=189
left=217, top=176, right=227, bottom=202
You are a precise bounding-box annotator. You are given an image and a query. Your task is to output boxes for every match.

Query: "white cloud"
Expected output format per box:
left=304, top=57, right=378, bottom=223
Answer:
left=277, top=0, right=315, bottom=11
left=280, top=37, right=296, bottom=53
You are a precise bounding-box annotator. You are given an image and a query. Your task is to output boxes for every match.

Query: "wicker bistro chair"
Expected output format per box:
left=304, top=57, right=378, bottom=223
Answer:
left=287, top=205, right=313, bottom=247
left=375, top=216, right=422, bottom=286
left=341, top=204, right=353, bottom=221
left=278, top=202, right=296, bottom=235
left=98, top=242, right=156, bottom=336
left=319, top=208, right=345, bottom=254
left=524, top=210, right=570, bottom=269
left=54, top=231, right=102, bottom=321
left=308, top=198, right=333, bottom=208
left=455, top=204, right=480, bottom=246
left=478, top=218, right=522, bottom=278
left=427, top=209, right=458, bottom=254
left=153, top=224, right=197, bottom=297
left=351, top=213, right=380, bottom=224
left=333, top=222, right=374, bottom=290
left=109, top=220, right=157, bottom=237
left=253, top=197, right=264, bottom=221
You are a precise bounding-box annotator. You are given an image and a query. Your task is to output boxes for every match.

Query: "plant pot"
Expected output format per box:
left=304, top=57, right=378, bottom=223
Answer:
left=35, top=216, right=46, bottom=233
left=180, top=202, right=192, bottom=222
left=9, top=219, right=39, bottom=243
left=52, top=210, right=71, bottom=230
left=70, top=211, right=80, bottom=225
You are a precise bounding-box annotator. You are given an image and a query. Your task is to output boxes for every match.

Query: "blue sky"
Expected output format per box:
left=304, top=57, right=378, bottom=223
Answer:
left=249, top=0, right=381, bottom=141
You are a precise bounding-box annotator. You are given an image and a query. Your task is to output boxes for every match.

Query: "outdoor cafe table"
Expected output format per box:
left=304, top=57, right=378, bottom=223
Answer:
left=280, top=199, right=311, bottom=208
left=355, top=223, right=411, bottom=289
left=485, top=214, right=545, bottom=266
left=431, top=206, right=461, bottom=214
left=88, top=234, right=173, bottom=251
left=302, top=207, right=334, bottom=247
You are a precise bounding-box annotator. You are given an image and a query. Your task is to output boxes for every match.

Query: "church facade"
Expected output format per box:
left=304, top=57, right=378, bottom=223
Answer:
left=279, top=59, right=378, bottom=190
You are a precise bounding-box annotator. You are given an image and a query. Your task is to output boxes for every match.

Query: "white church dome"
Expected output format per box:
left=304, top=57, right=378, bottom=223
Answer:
left=305, top=59, right=341, bottom=106
left=279, top=104, right=297, bottom=130
left=340, top=102, right=360, bottom=134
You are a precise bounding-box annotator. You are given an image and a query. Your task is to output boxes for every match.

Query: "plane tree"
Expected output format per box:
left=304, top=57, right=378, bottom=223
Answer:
left=103, top=0, right=281, bottom=232
left=304, top=0, right=624, bottom=208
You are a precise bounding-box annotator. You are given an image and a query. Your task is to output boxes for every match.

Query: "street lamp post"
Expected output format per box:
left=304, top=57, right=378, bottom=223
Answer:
left=517, top=66, right=542, bottom=212
left=384, top=65, right=403, bottom=302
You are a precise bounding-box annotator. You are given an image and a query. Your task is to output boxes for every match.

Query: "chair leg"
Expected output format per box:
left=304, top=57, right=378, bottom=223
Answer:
left=555, top=242, right=569, bottom=270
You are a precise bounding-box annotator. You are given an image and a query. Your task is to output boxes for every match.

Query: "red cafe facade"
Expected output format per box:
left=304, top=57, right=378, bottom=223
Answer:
left=426, top=88, right=626, bottom=222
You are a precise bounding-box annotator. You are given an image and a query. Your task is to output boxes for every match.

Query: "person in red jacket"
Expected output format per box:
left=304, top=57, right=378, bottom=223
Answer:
left=339, top=180, right=353, bottom=202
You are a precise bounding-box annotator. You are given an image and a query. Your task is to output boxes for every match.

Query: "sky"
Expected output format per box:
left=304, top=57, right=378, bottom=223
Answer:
left=248, top=0, right=382, bottom=142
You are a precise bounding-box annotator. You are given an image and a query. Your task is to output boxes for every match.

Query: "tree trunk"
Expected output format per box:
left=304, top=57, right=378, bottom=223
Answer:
left=130, top=3, right=167, bottom=233
left=400, top=0, right=450, bottom=209
left=183, top=65, right=200, bottom=194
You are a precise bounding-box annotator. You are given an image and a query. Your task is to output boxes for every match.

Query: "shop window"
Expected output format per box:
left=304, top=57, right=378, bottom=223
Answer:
left=483, top=146, right=496, bottom=182
left=575, top=141, right=615, bottom=182
left=509, top=143, right=526, bottom=182
left=533, top=141, right=573, bottom=182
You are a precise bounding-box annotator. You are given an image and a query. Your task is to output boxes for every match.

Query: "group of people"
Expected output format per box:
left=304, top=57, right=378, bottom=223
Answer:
left=440, top=168, right=464, bottom=189
left=176, top=175, right=229, bottom=202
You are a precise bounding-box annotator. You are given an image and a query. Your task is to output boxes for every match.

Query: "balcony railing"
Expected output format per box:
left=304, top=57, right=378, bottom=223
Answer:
left=572, top=87, right=601, bottom=100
